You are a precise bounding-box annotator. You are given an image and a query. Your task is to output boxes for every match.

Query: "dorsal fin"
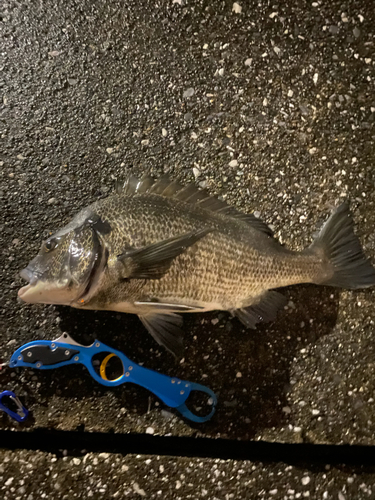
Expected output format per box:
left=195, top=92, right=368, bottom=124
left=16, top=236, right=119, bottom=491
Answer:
left=148, top=174, right=178, bottom=195
left=115, top=174, right=273, bottom=237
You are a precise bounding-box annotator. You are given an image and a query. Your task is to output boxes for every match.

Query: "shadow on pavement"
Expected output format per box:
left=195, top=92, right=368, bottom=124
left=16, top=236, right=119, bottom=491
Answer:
left=26, top=284, right=340, bottom=439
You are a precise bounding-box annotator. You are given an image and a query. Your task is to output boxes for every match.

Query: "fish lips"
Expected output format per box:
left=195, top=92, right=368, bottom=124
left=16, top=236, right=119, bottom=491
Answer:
left=19, top=267, right=38, bottom=285
left=18, top=267, right=71, bottom=305
left=18, top=266, right=39, bottom=301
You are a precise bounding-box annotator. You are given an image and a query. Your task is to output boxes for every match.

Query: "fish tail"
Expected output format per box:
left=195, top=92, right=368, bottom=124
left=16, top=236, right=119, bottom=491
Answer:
left=309, top=202, right=375, bottom=289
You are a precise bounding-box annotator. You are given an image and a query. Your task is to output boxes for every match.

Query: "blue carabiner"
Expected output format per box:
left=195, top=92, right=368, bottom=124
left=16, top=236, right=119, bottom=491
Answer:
left=0, top=390, right=29, bottom=423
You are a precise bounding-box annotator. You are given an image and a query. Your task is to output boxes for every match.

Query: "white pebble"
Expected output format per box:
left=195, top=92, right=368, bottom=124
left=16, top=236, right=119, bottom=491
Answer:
left=244, top=58, right=252, bottom=66
left=48, top=197, right=56, bottom=204
left=162, top=128, right=168, bottom=137
left=228, top=159, right=238, bottom=167
left=288, top=89, right=294, bottom=97
left=73, top=458, right=81, bottom=465
left=133, top=483, right=146, bottom=496
left=146, top=427, right=154, bottom=435
left=5, top=478, right=14, bottom=486
left=302, top=476, right=311, bottom=485
left=176, top=480, right=182, bottom=489
left=141, top=139, right=149, bottom=146
left=106, top=147, right=114, bottom=154
left=193, top=167, right=200, bottom=179
left=263, top=97, right=268, bottom=106
left=183, top=88, right=195, bottom=98
left=312, top=409, right=320, bottom=416
left=232, top=2, right=242, bottom=14
left=236, top=372, right=242, bottom=378
left=309, top=147, right=317, bottom=155
left=313, top=73, right=319, bottom=85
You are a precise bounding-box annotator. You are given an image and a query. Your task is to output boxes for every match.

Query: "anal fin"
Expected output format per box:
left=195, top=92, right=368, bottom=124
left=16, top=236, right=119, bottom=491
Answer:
left=139, top=313, right=184, bottom=358
left=232, top=291, right=287, bottom=329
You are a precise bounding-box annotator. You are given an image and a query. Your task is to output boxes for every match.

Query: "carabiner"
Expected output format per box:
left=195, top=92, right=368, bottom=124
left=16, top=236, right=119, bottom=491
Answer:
left=0, top=390, right=29, bottom=423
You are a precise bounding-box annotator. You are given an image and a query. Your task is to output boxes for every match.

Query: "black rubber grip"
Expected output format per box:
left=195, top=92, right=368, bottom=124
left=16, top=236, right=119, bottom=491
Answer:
left=20, top=345, right=79, bottom=365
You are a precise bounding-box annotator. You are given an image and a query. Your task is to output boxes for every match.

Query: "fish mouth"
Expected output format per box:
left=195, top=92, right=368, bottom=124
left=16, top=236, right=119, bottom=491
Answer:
left=18, top=267, right=70, bottom=305
left=18, top=267, right=40, bottom=301
left=18, top=283, right=32, bottom=299
left=19, top=267, right=39, bottom=285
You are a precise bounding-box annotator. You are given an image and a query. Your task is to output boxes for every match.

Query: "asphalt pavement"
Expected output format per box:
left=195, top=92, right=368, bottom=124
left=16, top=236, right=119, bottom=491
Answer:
left=1, top=0, right=375, bottom=498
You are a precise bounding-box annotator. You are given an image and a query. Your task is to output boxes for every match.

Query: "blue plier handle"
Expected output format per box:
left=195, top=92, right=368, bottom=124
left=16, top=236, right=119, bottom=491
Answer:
left=9, top=333, right=217, bottom=423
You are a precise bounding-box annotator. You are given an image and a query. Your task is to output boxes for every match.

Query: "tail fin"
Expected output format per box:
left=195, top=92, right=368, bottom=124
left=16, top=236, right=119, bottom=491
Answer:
left=310, top=202, right=375, bottom=289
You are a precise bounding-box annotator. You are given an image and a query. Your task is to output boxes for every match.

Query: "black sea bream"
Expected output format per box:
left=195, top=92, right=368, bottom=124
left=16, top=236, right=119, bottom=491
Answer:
left=18, top=175, right=375, bottom=356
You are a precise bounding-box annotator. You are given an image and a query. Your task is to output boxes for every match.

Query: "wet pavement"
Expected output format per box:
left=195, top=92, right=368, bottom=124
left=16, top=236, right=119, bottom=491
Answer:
left=1, top=0, right=375, bottom=497
left=2, top=449, right=375, bottom=500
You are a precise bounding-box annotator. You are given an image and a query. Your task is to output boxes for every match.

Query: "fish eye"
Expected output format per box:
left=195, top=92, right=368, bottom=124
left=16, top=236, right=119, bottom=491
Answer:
left=44, top=238, right=58, bottom=252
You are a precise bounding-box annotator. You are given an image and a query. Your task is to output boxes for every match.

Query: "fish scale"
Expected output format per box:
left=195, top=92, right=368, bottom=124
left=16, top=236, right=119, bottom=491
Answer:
left=92, top=198, right=291, bottom=307
left=18, top=175, right=375, bottom=357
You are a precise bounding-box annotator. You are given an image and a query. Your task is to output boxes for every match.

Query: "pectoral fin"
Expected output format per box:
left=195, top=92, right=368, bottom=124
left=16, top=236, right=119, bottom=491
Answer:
left=138, top=313, right=184, bottom=358
left=117, top=227, right=211, bottom=279
left=232, top=291, right=287, bottom=329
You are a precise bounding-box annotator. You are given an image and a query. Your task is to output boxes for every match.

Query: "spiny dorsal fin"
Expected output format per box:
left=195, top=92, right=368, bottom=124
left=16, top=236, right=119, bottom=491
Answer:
left=115, top=174, right=273, bottom=237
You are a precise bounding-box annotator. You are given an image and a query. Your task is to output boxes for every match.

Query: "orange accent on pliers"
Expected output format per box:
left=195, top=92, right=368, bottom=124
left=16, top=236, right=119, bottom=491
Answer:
left=99, top=353, right=124, bottom=382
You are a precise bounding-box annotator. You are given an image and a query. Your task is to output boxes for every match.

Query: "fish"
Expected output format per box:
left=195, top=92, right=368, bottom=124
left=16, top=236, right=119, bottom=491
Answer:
left=18, top=174, right=375, bottom=357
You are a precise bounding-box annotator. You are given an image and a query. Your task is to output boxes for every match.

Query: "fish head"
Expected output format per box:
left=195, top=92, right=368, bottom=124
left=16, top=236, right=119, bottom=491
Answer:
left=18, top=212, right=109, bottom=306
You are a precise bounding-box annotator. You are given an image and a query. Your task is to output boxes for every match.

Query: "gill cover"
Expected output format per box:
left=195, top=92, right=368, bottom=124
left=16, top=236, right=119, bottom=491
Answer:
left=72, top=215, right=111, bottom=304
left=18, top=213, right=110, bottom=305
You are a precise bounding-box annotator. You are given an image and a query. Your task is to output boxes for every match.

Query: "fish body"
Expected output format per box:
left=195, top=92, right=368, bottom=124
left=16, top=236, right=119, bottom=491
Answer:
left=19, top=175, right=375, bottom=356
